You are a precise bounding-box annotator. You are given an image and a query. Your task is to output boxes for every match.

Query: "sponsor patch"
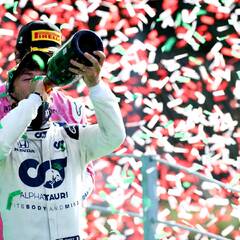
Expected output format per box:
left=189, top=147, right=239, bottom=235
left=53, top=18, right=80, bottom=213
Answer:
left=64, top=125, right=79, bottom=140
left=32, top=30, right=61, bottom=45
left=19, top=157, right=67, bottom=188
left=35, top=131, right=47, bottom=138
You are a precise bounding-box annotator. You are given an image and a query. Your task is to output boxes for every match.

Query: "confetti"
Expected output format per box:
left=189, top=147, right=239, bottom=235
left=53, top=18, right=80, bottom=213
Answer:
left=13, top=1, right=18, bottom=14
left=4, top=0, right=14, bottom=10
left=221, top=225, right=234, bottom=237
left=161, top=37, right=176, bottom=52
left=0, top=1, right=240, bottom=239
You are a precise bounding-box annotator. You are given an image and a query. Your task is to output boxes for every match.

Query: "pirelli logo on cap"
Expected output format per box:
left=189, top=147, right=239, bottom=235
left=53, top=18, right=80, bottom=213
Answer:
left=32, top=30, right=61, bottom=45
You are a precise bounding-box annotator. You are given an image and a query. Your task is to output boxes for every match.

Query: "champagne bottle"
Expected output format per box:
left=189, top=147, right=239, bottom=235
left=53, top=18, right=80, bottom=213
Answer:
left=44, top=29, right=103, bottom=91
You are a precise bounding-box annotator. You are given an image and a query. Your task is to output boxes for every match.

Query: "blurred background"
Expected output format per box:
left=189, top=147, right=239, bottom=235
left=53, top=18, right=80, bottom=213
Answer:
left=1, top=0, right=240, bottom=239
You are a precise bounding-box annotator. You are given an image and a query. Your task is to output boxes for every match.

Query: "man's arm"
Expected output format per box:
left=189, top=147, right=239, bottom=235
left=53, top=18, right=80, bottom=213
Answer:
left=66, top=51, right=126, bottom=164
left=0, top=94, right=42, bottom=160
left=77, top=81, right=125, bottom=163
left=65, top=51, right=126, bottom=163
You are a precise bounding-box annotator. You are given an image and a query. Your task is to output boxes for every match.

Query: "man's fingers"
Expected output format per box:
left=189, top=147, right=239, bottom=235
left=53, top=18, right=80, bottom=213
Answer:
left=70, top=51, right=105, bottom=69
left=83, top=52, right=99, bottom=68
left=70, top=60, right=86, bottom=71
left=69, top=51, right=105, bottom=79
left=93, top=51, right=105, bottom=66
left=69, top=67, right=85, bottom=75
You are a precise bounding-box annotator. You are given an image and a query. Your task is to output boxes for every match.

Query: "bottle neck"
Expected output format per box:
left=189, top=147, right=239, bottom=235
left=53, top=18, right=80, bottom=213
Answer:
left=43, top=76, right=53, bottom=94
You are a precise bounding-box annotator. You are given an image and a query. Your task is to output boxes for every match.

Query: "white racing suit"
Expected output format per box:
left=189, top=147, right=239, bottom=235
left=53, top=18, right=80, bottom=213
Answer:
left=0, top=81, right=125, bottom=240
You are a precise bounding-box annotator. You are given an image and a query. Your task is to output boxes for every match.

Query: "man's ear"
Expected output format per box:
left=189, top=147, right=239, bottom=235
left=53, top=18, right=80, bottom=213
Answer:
left=14, top=50, right=21, bottom=64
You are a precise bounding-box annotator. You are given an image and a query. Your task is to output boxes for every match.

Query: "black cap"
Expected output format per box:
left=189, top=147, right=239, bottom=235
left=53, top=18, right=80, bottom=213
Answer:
left=8, top=51, right=49, bottom=93
left=16, top=20, right=62, bottom=60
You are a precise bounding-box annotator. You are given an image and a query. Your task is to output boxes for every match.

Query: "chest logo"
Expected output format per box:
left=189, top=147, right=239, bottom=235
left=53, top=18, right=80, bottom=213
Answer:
left=18, top=157, right=67, bottom=188
left=54, top=140, right=66, bottom=151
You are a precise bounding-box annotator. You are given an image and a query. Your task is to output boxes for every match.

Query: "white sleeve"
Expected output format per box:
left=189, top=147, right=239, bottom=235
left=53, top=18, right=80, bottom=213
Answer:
left=0, top=94, right=42, bottom=161
left=64, top=81, right=126, bottom=164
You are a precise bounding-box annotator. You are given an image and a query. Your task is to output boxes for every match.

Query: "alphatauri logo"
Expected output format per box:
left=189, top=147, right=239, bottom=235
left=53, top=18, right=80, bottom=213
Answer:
left=19, top=157, right=67, bottom=188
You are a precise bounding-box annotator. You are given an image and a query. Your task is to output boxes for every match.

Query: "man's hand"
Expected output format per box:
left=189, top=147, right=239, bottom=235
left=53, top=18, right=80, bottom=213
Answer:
left=68, top=51, right=105, bottom=88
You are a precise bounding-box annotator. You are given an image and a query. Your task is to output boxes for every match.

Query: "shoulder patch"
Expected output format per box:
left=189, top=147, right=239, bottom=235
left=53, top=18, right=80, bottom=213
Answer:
left=64, top=125, right=79, bottom=140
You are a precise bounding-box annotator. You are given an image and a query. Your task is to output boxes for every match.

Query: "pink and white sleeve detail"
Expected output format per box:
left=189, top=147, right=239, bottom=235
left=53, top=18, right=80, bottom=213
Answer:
left=50, top=90, right=87, bottom=125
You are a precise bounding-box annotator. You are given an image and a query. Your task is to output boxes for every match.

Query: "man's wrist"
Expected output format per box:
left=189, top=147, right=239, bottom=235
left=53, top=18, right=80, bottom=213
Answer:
left=87, top=81, right=100, bottom=88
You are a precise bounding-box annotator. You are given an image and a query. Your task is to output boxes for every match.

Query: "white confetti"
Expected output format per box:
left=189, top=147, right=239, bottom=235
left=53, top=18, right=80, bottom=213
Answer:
left=221, top=225, right=234, bottom=237
left=167, top=98, right=183, bottom=109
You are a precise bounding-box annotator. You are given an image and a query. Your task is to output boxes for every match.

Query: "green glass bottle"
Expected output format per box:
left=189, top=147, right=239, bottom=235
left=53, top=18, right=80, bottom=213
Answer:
left=44, top=29, right=103, bottom=89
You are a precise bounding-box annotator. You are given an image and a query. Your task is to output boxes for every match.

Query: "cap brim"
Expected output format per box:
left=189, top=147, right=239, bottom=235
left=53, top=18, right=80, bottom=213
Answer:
left=15, top=51, right=49, bottom=76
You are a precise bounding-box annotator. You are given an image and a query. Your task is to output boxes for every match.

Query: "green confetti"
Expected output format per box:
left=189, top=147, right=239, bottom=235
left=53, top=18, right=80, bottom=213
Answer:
left=183, top=181, right=191, bottom=188
left=109, top=75, right=118, bottom=83
left=112, top=45, right=126, bottom=55
left=13, top=1, right=18, bottom=14
left=203, top=110, right=212, bottom=115
left=163, top=120, right=174, bottom=128
left=80, top=210, right=87, bottom=218
left=161, top=37, right=176, bottom=52
left=105, top=183, right=117, bottom=190
left=99, top=190, right=107, bottom=200
left=4, top=0, right=14, bottom=9
left=123, top=170, right=135, bottom=184
left=7, top=190, right=22, bottom=210
left=0, top=122, right=2, bottom=129
left=175, top=12, right=182, bottom=27
left=182, top=22, right=192, bottom=31
left=174, top=132, right=187, bottom=141
left=174, top=132, right=185, bottom=138
left=32, top=54, right=45, bottom=70
left=185, top=104, right=193, bottom=111
left=189, top=56, right=202, bottom=65
left=237, top=71, right=240, bottom=79
left=182, top=23, right=206, bottom=44
left=196, top=9, right=207, bottom=16
left=109, top=204, right=117, bottom=214
left=132, top=93, right=139, bottom=100
left=216, top=35, right=229, bottom=41
left=193, top=31, right=206, bottom=44
left=156, top=14, right=165, bottom=22
left=140, top=132, right=151, bottom=140
left=110, top=75, right=115, bottom=82
left=202, top=138, right=209, bottom=144
left=178, top=76, right=190, bottom=83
